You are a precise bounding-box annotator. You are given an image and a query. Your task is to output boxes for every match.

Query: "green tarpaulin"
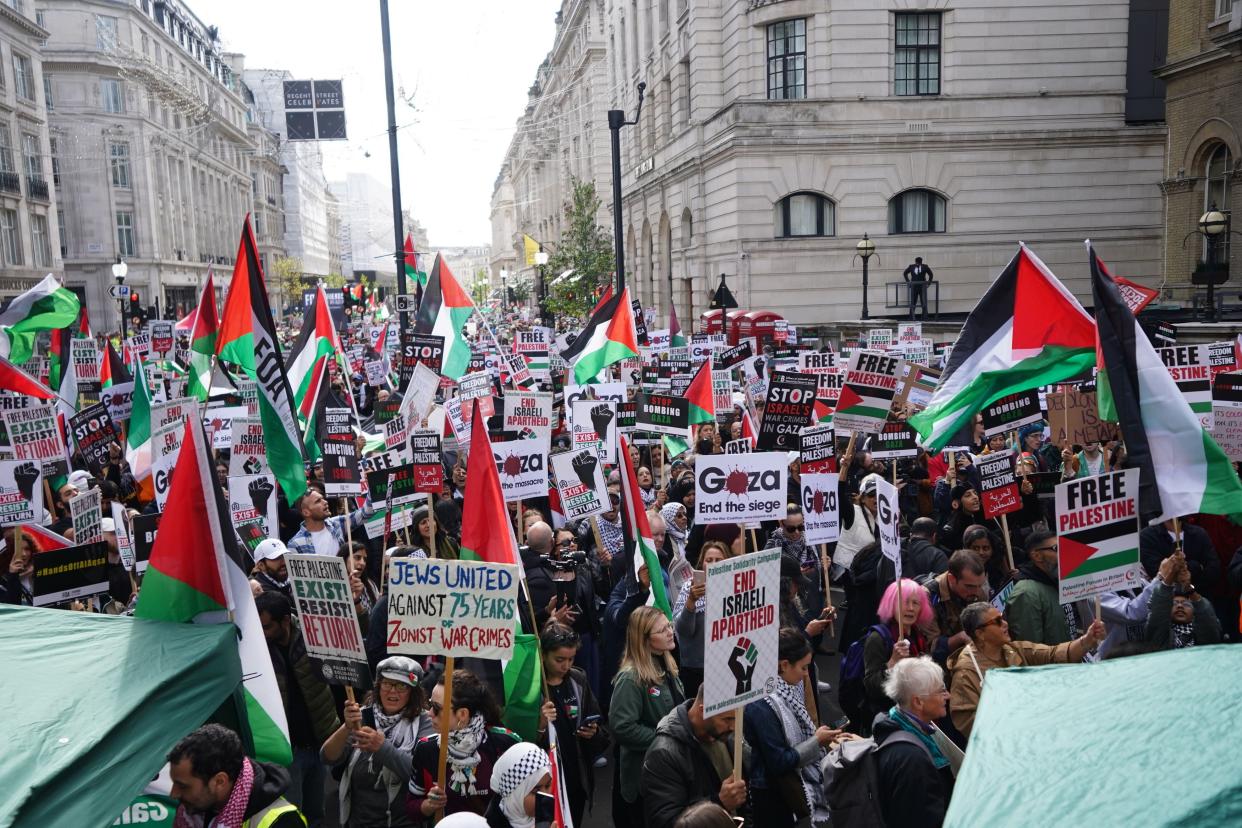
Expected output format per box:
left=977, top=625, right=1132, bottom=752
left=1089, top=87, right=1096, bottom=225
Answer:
left=946, top=645, right=1242, bottom=826
left=0, top=605, right=242, bottom=828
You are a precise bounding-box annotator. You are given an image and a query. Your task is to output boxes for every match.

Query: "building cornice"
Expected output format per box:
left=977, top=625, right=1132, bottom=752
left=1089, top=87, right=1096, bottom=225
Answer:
left=0, top=4, right=48, bottom=40
left=1153, top=48, right=1230, bottom=80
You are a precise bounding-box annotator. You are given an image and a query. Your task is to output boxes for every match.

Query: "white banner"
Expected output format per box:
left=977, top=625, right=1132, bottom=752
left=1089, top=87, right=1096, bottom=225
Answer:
left=228, top=473, right=278, bottom=555
left=386, top=558, right=520, bottom=659
left=492, top=438, right=549, bottom=503
left=694, top=452, right=787, bottom=525
left=875, top=476, right=901, bottom=579
left=703, top=547, right=781, bottom=716
left=0, top=459, right=42, bottom=526
left=550, top=448, right=609, bottom=521
left=799, top=472, right=840, bottom=545
left=569, top=399, right=617, bottom=464
left=229, top=418, right=269, bottom=476
left=70, top=488, right=103, bottom=545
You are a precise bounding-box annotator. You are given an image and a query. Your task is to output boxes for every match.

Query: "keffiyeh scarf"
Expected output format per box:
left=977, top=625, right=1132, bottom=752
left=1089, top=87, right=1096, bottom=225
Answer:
left=446, top=713, right=488, bottom=796
left=1172, top=622, right=1196, bottom=649
left=660, top=503, right=688, bottom=552
left=596, top=515, right=624, bottom=555
left=766, top=678, right=828, bottom=826
left=672, top=578, right=704, bottom=618
left=491, top=742, right=550, bottom=828
left=174, top=756, right=254, bottom=828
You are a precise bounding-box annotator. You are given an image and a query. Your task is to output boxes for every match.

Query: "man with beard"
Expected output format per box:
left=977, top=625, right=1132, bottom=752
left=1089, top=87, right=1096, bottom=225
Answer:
left=1005, top=529, right=1090, bottom=647
left=168, top=724, right=303, bottom=827
left=252, top=538, right=292, bottom=601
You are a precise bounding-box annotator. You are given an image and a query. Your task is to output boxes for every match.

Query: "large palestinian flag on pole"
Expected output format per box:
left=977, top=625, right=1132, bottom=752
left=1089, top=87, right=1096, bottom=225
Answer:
left=669, top=303, right=686, bottom=349
left=135, top=417, right=292, bottom=765
left=403, top=233, right=427, bottom=290
left=561, top=286, right=640, bottom=385
left=619, top=433, right=670, bottom=618
left=216, top=216, right=306, bottom=502
left=286, top=283, right=342, bottom=434
left=1091, top=246, right=1242, bottom=524
left=99, top=341, right=131, bottom=390
left=124, top=357, right=152, bottom=482
left=0, top=354, right=55, bottom=399
left=909, top=245, right=1097, bottom=450
left=686, top=357, right=715, bottom=425
left=414, top=254, right=475, bottom=380
left=0, top=274, right=80, bottom=365
left=188, top=271, right=219, bottom=402
left=459, top=401, right=521, bottom=566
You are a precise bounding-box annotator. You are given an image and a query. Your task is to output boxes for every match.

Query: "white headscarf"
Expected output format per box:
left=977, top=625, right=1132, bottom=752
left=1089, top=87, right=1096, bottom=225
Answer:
left=489, top=742, right=549, bottom=828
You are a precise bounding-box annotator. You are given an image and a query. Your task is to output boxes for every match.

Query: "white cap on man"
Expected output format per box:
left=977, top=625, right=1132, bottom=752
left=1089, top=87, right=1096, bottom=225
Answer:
left=252, top=538, right=287, bottom=563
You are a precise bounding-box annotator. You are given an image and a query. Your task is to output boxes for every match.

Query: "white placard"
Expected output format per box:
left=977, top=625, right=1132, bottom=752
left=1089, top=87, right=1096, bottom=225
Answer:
left=694, top=452, right=788, bottom=525
left=386, top=558, right=520, bottom=660
left=703, top=547, right=781, bottom=716
left=800, top=472, right=840, bottom=545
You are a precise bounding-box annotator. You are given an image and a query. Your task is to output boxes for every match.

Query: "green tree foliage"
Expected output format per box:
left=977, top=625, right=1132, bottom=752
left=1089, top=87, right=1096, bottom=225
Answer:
left=544, top=178, right=615, bottom=319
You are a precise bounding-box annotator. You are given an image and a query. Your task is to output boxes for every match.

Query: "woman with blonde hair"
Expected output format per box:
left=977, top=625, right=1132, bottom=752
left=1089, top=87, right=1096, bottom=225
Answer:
left=609, top=605, right=683, bottom=828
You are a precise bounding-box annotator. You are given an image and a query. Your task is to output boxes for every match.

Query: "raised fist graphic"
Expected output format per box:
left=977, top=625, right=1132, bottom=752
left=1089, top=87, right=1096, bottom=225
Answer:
left=571, top=451, right=598, bottom=490
left=13, top=461, right=39, bottom=502
left=248, top=476, right=275, bottom=516
left=590, top=404, right=614, bottom=441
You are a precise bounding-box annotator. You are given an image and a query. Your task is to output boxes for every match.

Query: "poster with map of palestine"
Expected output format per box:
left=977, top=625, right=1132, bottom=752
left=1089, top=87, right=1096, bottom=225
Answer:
left=832, top=350, right=904, bottom=435
left=1055, top=468, right=1142, bottom=603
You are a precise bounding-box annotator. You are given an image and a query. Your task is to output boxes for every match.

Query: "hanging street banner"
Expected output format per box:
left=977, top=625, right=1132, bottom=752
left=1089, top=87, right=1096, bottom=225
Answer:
left=800, top=471, right=840, bottom=545
left=69, top=402, right=120, bottom=478
left=286, top=553, right=371, bottom=687
left=550, top=449, right=609, bottom=521
left=981, top=390, right=1043, bottom=438
left=756, top=371, right=818, bottom=452
left=570, top=399, right=617, bottom=464
left=1157, top=345, right=1213, bottom=430
left=228, top=418, right=268, bottom=477
left=702, top=547, right=780, bottom=716
left=1055, top=468, right=1142, bottom=603
left=695, top=451, right=787, bottom=525
left=0, top=460, right=42, bottom=526
left=869, top=421, right=918, bottom=460
left=978, top=449, right=1021, bottom=519
left=636, top=393, right=690, bottom=436
left=799, top=423, right=836, bottom=474
left=1, top=404, right=66, bottom=479
left=833, top=350, right=903, bottom=435
left=503, top=390, right=554, bottom=442
left=32, top=541, right=109, bottom=607
left=228, top=473, right=278, bottom=555
left=69, top=488, right=103, bottom=545
left=492, top=438, right=548, bottom=503
left=875, top=476, right=902, bottom=578
left=321, top=407, right=362, bottom=497
left=386, top=558, right=520, bottom=660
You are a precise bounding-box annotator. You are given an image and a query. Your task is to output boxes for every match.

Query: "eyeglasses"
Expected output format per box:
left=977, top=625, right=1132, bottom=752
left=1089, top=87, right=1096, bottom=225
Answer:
left=427, top=701, right=443, bottom=716
left=378, top=679, right=411, bottom=693
left=785, top=525, right=804, bottom=534
left=1030, top=546, right=1057, bottom=555
left=980, top=616, right=1007, bottom=629
left=557, top=540, right=577, bottom=549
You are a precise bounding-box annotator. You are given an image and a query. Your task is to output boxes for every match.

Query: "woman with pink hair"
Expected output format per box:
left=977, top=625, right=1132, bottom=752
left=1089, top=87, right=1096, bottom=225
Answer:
left=857, top=579, right=938, bottom=735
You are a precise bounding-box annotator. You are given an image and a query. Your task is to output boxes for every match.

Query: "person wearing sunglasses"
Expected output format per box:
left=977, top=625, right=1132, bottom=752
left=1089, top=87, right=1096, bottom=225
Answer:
left=948, top=601, right=1105, bottom=741
left=1005, top=529, right=1089, bottom=647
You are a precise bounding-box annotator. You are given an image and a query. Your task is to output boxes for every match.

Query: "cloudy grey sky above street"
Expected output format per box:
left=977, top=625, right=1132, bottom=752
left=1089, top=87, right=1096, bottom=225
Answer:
left=208, top=0, right=562, bottom=247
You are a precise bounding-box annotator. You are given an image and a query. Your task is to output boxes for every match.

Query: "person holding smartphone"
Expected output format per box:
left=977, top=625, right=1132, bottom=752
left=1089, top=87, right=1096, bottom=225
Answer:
left=538, top=623, right=610, bottom=826
left=485, top=742, right=555, bottom=828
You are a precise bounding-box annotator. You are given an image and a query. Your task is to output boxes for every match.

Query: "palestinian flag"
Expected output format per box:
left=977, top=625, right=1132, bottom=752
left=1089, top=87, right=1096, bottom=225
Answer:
left=50, top=328, right=76, bottom=438
left=619, top=434, right=670, bottom=617
left=1091, top=246, right=1242, bottom=524
left=124, top=357, right=153, bottom=482
left=501, top=631, right=543, bottom=742
left=0, top=354, right=55, bottom=400
left=99, top=341, right=131, bottom=389
left=188, top=271, right=219, bottom=402
left=909, top=245, right=1096, bottom=450
left=286, top=283, right=342, bottom=427
left=76, top=304, right=91, bottom=339
left=686, top=356, right=714, bottom=425
left=548, top=483, right=566, bottom=530
left=49, top=327, right=69, bottom=393
left=546, top=725, right=575, bottom=828
left=216, top=216, right=306, bottom=502
left=414, top=255, right=475, bottom=380
left=135, top=417, right=292, bottom=765
left=561, top=287, right=640, bottom=385
left=459, top=401, right=520, bottom=566
left=669, top=303, right=686, bottom=348
left=0, top=274, right=80, bottom=365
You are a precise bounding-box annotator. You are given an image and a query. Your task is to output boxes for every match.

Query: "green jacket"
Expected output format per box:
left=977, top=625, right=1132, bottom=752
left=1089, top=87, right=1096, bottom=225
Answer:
left=1005, top=576, right=1070, bottom=646
left=611, top=667, right=684, bottom=803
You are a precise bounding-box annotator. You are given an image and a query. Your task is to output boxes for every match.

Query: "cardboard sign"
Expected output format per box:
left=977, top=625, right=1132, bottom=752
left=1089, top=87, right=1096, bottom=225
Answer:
left=0, top=393, right=36, bottom=449
left=570, top=399, right=617, bottom=464
left=1046, top=386, right=1119, bottom=447
left=636, top=393, right=690, bottom=436
left=321, top=407, right=361, bottom=496
left=739, top=355, right=768, bottom=403
left=386, top=558, right=520, bottom=659
left=565, top=382, right=626, bottom=408
left=407, top=429, right=444, bottom=493
left=1055, top=469, right=1142, bottom=603
left=69, top=488, right=103, bottom=545
left=757, top=371, right=817, bottom=452
left=150, top=419, right=184, bottom=510
left=834, top=350, right=903, bottom=435
left=111, top=501, right=134, bottom=571
left=875, top=476, right=901, bottom=578
left=228, top=418, right=268, bottom=477
left=800, top=471, right=840, bottom=544
left=695, top=452, right=788, bottom=525
left=32, top=541, right=109, bottom=606
left=797, top=351, right=837, bottom=381
left=492, top=438, right=548, bottom=503
left=150, top=320, right=174, bottom=354
left=0, top=460, right=41, bottom=527
left=401, top=362, right=440, bottom=429
left=1209, top=404, right=1242, bottom=461
left=286, top=553, right=371, bottom=687
left=897, top=323, right=923, bottom=344
left=981, top=390, right=1043, bottom=438
left=867, top=329, right=894, bottom=351
left=69, top=402, right=120, bottom=478
left=71, top=338, right=100, bottom=383
left=725, top=439, right=752, bottom=454
left=978, top=449, right=1021, bottom=519
left=2, top=404, right=66, bottom=479
left=550, top=449, right=609, bottom=521
left=702, top=547, right=781, bottom=716
left=132, top=512, right=161, bottom=574
left=364, top=360, right=387, bottom=387
left=717, top=341, right=754, bottom=370
left=503, top=391, right=554, bottom=442
left=228, top=473, right=278, bottom=554
left=799, top=423, right=836, bottom=474
left=366, top=463, right=421, bottom=507
left=374, top=396, right=403, bottom=426
left=711, top=369, right=734, bottom=421
left=1158, top=345, right=1213, bottom=429
left=203, top=406, right=246, bottom=451
left=869, top=422, right=918, bottom=460
left=101, top=381, right=134, bottom=425
left=127, top=332, right=151, bottom=360
left=400, top=332, right=445, bottom=390
left=153, top=399, right=198, bottom=431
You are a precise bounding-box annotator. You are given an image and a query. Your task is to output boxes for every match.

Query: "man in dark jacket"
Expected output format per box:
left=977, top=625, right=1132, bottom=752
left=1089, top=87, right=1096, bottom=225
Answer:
left=879, top=517, right=949, bottom=589
left=641, top=687, right=747, bottom=828
left=1140, top=521, right=1224, bottom=620
left=168, top=723, right=303, bottom=827
left=927, top=550, right=988, bottom=666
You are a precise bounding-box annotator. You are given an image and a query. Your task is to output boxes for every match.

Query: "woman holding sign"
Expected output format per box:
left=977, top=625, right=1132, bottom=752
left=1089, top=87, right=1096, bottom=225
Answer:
left=412, top=506, right=460, bottom=560
left=857, top=579, right=935, bottom=736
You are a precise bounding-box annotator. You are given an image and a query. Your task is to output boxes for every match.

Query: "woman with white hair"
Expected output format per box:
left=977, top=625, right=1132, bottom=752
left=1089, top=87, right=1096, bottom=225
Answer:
left=485, top=742, right=553, bottom=828
left=871, top=656, right=955, bottom=827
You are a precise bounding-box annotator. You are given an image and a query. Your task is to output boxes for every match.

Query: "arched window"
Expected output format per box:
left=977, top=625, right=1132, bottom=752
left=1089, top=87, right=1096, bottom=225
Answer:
left=888, top=188, right=947, bottom=234
left=681, top=207, right=693, bottom=247
left=1205, top=143, right=1231, bottom=213
left=774, top=192, right=835, bottom=238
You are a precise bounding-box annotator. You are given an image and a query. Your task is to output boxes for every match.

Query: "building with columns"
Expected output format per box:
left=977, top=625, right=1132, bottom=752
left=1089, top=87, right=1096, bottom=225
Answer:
left=43, top=0, right=256, bottom=329
left=591, top=0, right=1169, bottom=325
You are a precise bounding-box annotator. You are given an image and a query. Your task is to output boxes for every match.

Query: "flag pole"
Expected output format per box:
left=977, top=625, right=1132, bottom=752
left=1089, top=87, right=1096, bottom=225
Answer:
left=379, top=0, right=409, bottom=335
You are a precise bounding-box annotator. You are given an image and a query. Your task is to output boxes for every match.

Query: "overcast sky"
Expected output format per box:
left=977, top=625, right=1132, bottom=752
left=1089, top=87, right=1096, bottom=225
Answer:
left=207, top=0, right=562, bottom=247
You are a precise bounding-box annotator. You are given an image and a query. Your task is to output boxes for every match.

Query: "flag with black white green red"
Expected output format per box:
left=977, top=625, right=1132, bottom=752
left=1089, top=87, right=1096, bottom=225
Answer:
left=286, top=283, right=342, bottom=429
left=187, top=270, right=219, bottom=402
left=832, top=350, right=905, bottom=435
left=0, top=354, right=55, bottom=400
left=459, top=401, right=521, bottom=567
left=414, top=255, right=475, bottom=380
left=1091, top=245, right=1242, bottom=524
left=134, top=415, right=292, bottom=766
left=669, top=302, right=686, bottom=349
left=0, top=274, right=80, bottom=365
left=99, top=342, right=132, bottom=390
left=125, top=356, right=152, bottom=482
left=1055, top=468, right=1142, bottom=603
left=909, top=245, right=1097, bottom=451
left=619, top=433, right=670, bottom=618
left=561, top=287, right=640, bottom=385
left=1155, top=345, right=1213, bottom=430
left=403, top=233, right=428, bottom=289
left=686, top=356, right=715, bottom=425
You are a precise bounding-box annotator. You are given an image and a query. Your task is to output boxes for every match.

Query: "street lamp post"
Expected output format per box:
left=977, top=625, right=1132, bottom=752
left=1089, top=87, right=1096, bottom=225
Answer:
left=112, top=257, right=128, bottom=339
left=1200, top=206, right=1228, bottom=323
left=854, top=234, right=877, bottom=321
left=607, top=82, right=646, bottom=295
left=535, top=247, right=550, bottom=326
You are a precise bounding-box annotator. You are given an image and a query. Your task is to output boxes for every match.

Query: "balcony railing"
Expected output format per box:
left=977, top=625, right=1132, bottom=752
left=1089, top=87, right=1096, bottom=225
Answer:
left=0, top=171, right=20, bottom=194
left=26, top=176, right=48, bottom=201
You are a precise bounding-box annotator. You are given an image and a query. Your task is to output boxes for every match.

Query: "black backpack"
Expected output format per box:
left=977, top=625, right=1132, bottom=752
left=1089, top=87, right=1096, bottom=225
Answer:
left=823, top=730, right=931, bottom=827
left=837, top=625, right=893, bottom=726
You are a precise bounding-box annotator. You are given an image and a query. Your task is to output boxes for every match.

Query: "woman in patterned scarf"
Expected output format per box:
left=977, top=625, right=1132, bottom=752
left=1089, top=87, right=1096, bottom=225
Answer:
left=408, top=669, right=519, bottom=821
left=485, top=742, right=553, bottom=828
left=744, top=629, right=844, bottom=827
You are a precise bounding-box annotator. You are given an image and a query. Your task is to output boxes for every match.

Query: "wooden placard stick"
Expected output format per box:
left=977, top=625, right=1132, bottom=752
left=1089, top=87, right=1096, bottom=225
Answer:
left=999, top=512, right=1016, bottom=573
left=732, top=706, right=745, bottom=783
left=435, top=656, right=455, bottom=812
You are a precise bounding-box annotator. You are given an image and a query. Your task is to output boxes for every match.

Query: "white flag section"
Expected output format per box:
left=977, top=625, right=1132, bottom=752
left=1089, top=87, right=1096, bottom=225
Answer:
left=694, top=452, right=787, bottom=524
left=386, top=558, right=519, bottom=660
left=0, top=459, right=42, bottom=526
left=800, top=472, right=840, bottom=544
left=875, top=476, right=902, bottom=580
left=492, top=438, right=549, bottom=503
left=703, top=547, right=781, bottom=716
